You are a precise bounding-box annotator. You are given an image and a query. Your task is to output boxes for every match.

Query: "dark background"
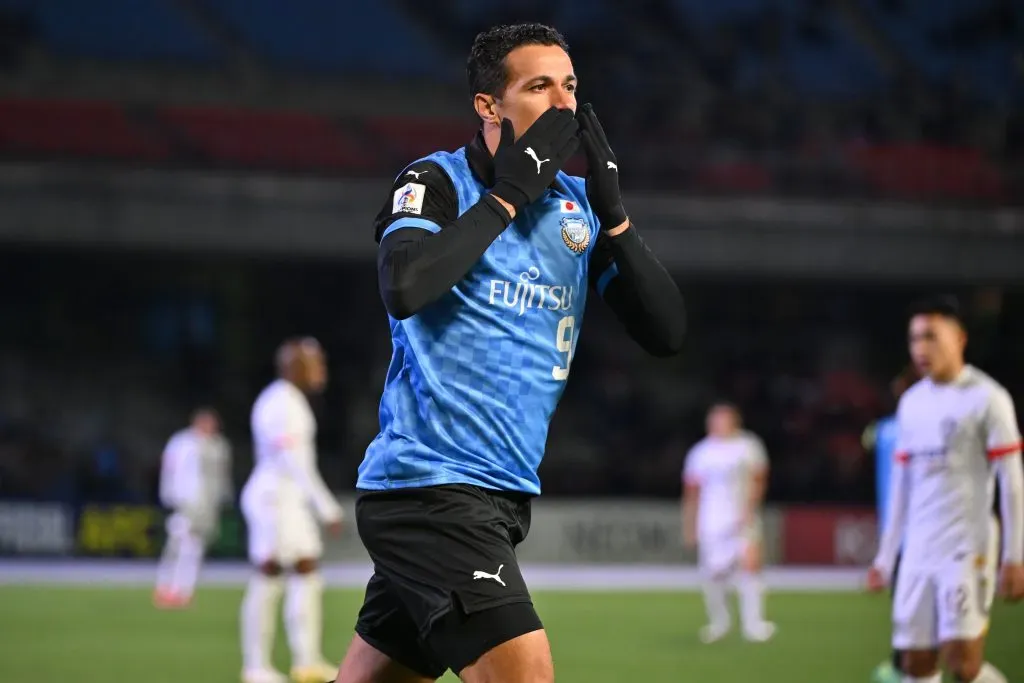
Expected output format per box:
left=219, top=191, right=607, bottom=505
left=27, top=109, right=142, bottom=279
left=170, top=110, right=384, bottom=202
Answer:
left=1, top=0, right=1022, bottom=510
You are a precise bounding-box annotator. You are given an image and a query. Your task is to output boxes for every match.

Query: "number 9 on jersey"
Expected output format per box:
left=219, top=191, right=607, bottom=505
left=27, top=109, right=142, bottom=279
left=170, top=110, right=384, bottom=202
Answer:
left=552, top=315, right=575, bottom=381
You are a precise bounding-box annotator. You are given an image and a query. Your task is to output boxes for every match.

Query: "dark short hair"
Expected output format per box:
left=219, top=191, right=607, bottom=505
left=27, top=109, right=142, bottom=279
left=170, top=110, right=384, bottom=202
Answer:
left=467, top=23, right=569, bottom=100
left=908, top=295, right=963, bottom=326
left=708, top=400, right=741, bottom=416
left=192, top=406, right=219, bottom=422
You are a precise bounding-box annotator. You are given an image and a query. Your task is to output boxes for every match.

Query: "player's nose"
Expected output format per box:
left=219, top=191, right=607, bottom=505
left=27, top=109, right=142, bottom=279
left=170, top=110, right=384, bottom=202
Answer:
left=550, top=90, right=575, bottom=112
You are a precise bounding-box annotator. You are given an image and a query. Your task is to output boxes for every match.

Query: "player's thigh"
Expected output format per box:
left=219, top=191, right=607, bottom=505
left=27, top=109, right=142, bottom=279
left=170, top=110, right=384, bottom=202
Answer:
left=281, top=503, right=323, bottom=564
left=901, top=649, right=941, bottom=678
left=356, top=485, right=538, bottom=673
left=335, top=633, right=438, bottom=683
left=352, top=572, right=446, bottom=680
left=936, top=557, right=992, bottom=646
left=455, top=624, right=552, bottom=683
left=242, top=501, right=280, bottom=565
left=741, top=520, right=765, bottom=572
left=165, top=511, right=193, bottom=540
left=186, top=507, right=219, bottom=545
left=699, top=536, right=740, bottom=578
left=891, top=568, right=940, bottom=651
left=740, top=536, right=763, bottom=573
left=427, top=600, right=545, bottom=679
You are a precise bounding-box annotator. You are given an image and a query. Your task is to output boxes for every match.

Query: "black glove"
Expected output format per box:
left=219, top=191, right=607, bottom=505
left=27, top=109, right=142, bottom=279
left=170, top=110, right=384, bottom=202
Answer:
left=490, top=107, right=580, bottom=210
left=578, top=103, right=628, bottom=229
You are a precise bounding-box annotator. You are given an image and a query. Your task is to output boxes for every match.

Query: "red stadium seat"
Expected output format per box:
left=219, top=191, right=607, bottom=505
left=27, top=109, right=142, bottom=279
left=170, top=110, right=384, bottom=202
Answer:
left=158, top=106, right=373, bottom=171
left=845, top=143, right=1005, bottom=201
left=364, top=116, right=476, bottom=161
left=695, top=160, right=774, bottom=193
left=0, top=99, right=171, bottom=160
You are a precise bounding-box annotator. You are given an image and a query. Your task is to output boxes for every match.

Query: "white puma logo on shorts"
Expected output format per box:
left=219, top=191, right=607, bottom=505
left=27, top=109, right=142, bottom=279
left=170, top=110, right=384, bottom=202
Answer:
left=472, top=564, right=506, bottom=587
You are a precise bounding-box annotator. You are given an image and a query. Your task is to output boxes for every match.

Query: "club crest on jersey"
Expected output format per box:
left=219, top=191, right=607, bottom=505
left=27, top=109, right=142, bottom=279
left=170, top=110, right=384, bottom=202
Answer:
left=560, top=216, right=590, bottom=254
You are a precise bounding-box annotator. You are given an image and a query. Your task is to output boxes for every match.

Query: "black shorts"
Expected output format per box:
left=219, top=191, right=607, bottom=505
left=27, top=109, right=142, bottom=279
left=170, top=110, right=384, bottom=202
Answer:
left=353, top=484, right=543, bottom=679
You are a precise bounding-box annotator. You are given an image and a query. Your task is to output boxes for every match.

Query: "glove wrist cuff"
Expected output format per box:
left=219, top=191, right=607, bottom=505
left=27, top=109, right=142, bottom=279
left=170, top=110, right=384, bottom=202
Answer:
left=490, top=181, right=531, bottom=210
left=597, top=205, right=628, bottom=230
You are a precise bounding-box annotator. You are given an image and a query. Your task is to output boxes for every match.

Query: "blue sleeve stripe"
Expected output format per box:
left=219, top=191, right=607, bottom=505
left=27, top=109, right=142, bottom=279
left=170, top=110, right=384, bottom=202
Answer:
left=381, top=217, right=442, bottom=240
left=596, top=263, right=620, bottom=297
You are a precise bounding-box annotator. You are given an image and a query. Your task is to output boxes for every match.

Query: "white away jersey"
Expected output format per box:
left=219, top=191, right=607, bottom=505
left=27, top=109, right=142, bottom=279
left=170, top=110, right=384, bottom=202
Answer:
left=245, top=379, right=341, bottom=522
left=684, top=431, right=768, bottom=539
left=159, top=428, right=232, bottom=511
left=895, top=365, right=1021, bottom=566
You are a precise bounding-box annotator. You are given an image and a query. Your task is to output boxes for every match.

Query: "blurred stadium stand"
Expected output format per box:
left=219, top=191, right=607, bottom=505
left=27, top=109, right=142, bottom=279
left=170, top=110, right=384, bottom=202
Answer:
left=204, top=0, right=449, bottom=75
left=0, top=0, right=221, bottom=63
left=0, top=0, right=1020, bottom=200
left=0, top=98, right=172, bottom=160
left=0, top=0, right=1023, bottom=512
left=156, top=105, right=374, bottom=171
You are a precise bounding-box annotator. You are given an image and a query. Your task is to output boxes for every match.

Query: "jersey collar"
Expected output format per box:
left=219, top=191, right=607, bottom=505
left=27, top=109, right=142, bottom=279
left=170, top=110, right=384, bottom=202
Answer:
left=466, top=129, right=569, bottom=196
left=925, top=364, right=974, bottom=388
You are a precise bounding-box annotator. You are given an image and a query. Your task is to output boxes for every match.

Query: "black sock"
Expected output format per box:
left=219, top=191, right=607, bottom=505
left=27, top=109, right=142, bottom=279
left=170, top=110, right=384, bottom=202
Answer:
left=891, top=649, right=903, bottom=672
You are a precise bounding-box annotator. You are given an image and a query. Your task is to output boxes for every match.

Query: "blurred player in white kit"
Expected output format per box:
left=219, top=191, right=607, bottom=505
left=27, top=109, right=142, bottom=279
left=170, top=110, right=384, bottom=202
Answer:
left=683, top=402, right=775, bottom=643
left=868, top=296, right=1024, bottom=683
left=240, top=337, right=343, bottom=683
left=154, top=407, right=232, bottom=608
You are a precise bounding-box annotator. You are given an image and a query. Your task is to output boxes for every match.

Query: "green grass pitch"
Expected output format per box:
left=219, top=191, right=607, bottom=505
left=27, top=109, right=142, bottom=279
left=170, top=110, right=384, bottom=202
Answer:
left=1, top=587, right=1022, bottom=683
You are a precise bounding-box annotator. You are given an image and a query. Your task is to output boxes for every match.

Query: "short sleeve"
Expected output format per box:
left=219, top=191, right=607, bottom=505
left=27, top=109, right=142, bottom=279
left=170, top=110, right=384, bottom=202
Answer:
left=747, top=435, right=768, bottom=471
left=683, top=446, right=703, bottom=485
left=162, top=433, right=192, bottom=468
left=373, top=160, right=459, bottom=243
left=892, top=395, right=912, bottom=464
left=163, top=434, right=182, bottom=458
left=985, top=387, right=1022, bottom=460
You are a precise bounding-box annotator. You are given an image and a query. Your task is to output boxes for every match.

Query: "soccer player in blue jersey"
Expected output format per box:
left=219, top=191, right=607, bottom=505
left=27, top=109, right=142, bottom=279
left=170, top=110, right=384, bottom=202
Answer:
left=334, top=23, right=686, bottom=683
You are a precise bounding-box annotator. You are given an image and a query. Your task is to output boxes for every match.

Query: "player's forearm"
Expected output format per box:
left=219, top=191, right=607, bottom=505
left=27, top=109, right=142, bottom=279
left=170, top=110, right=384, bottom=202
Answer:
left=280, top=449, right=342, bottom=523
left=995, top=453, right=1024, bottom=564
left=747, top=473, right=767, bottom=518
left=682, top=498, right=696, bottom=537
left=378, top=195, right=513, bottom=320
left=682, top=486, right=699, bottom=538
left=600, top=225, right=685, bottom=357
left=874, top=464, right=908, bottom=573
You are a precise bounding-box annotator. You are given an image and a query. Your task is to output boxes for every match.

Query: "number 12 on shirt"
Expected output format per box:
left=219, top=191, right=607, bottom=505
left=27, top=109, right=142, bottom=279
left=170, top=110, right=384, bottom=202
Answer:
left=552, top=315, right=575, bottom=381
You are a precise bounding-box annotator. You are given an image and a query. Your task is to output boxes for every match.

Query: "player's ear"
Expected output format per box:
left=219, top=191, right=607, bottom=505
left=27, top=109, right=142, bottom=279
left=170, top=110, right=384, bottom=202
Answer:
left=473, top=93, right=500, bottom=126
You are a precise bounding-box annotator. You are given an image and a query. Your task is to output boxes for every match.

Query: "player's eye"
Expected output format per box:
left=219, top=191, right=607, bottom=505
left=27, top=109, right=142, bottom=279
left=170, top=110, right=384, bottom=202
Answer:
left=530, top=83, right=546, bottom=92
left=565, top=83, right=576, bottom=92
